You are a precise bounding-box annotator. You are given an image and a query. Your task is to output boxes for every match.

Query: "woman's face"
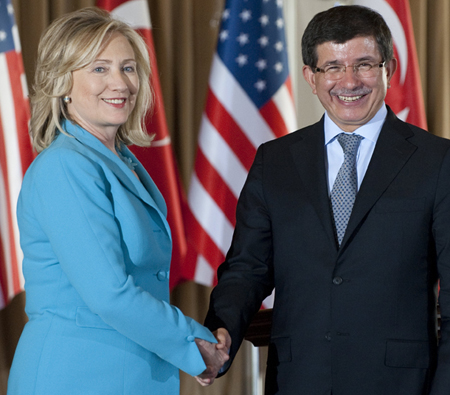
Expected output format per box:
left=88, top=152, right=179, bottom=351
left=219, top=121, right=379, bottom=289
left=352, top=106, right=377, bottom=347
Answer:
left=67, top=33, right=139, bottom=147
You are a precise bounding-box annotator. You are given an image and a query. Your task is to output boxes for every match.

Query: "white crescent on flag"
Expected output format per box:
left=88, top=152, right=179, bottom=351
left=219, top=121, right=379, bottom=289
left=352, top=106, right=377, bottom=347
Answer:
left=109, top=0, right=152, bottom=30
left=354, top=0, right=407, bottom=85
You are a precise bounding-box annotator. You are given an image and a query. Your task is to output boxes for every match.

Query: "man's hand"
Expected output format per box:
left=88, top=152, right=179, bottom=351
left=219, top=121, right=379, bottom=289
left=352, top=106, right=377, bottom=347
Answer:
left=194, top=337, right=230, bottom=386
left=214, top=328, right=232, bottom=354
left=195, top=328, right=232, bottom=386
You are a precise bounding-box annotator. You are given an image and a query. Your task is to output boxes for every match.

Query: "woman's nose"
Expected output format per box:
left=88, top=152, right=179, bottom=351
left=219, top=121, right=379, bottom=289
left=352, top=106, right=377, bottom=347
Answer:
left=109, top=69, right=128, bottom=91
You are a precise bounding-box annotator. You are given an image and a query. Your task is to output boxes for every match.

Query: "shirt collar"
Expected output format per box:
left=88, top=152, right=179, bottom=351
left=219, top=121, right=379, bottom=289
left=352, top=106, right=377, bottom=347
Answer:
left=324, top=104, right=387, bottom=146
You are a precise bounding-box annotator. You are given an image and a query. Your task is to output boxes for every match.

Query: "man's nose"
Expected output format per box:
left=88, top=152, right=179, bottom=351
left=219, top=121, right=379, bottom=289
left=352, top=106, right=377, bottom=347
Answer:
left=338, top=66, right=361, bottom=86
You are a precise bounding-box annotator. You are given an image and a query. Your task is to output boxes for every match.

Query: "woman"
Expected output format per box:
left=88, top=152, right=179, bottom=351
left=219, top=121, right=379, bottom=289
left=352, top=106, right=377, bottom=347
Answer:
left=8, top=8, right=227, bottom=395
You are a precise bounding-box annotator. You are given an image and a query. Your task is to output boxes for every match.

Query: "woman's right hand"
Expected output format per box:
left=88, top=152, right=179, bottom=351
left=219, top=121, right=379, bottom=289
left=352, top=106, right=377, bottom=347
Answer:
left=194, top=331, right=231, bottom=386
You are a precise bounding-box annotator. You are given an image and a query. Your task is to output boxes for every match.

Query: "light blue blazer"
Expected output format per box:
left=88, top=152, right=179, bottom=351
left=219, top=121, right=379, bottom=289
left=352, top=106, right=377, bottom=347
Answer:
left=7, top=120, right=216, bottom=395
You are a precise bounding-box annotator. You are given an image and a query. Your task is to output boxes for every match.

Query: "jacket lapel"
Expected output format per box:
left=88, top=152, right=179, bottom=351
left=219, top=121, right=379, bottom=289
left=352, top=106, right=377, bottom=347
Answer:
left=340, top=109, right=417, bottom=249
left=289, top=118, right=338, bottom=250
left=63, top=121, right=171, bottom=238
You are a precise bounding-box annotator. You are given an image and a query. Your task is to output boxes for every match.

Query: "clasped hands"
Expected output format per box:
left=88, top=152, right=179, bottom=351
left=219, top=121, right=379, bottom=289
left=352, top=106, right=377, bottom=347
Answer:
left=195, top=328, right=231, bottom=386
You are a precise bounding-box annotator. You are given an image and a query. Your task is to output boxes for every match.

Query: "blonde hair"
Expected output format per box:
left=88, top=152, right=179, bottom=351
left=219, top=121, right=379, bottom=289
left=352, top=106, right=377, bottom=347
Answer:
left=31, top=7, right=153, bottom=152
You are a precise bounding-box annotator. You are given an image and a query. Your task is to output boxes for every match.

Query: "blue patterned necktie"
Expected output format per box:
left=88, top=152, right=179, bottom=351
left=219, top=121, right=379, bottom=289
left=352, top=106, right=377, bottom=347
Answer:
left=330, top=133, right=364, bottom=246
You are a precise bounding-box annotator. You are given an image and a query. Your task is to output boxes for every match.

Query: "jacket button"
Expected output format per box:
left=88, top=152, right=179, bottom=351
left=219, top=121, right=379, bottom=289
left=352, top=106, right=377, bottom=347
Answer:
left=325, top=332, right=332, bottom=341
left=186, top=335, right=195, bottom=342
left=332, top=276, right=343, bottom=285
left=157, top=270, right=168, bottom=281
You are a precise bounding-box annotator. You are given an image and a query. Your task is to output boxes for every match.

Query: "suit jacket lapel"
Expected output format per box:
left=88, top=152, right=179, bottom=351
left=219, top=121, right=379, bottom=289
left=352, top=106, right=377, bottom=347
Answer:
left=290, top=118, right=338, bottom=250
left=109, top=147, right=171, bottom=239
left=340, top=108, right=417, bottom=249
left=63, top=120, right=171, bottom=238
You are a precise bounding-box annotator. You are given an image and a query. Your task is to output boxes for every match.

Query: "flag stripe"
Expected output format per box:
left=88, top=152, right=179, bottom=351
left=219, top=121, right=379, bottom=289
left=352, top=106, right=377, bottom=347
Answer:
left=188, top=174, right=235, bottom=256
left=205, top=88, right=256, bottom=171
left=0, top=114, right=20, bottom=302
left=209, top=54, right=276, bottom=148
left=193, top=149, right=237, bottom=226
left=0, top=52, right=26, bottom=303
left=184, top=208, right=226, bottom=270
left=193, top=254, right=216, bottom=286
left=198, top=114, right=249, bottom=199
left=272, top=76, right=297, bottom=132
left=6, top=51, right=31, bottom=173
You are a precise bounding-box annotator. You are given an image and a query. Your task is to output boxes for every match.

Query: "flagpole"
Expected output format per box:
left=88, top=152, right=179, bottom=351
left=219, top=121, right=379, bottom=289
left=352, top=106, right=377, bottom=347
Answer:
left=251, top=344, right=263, bottom=395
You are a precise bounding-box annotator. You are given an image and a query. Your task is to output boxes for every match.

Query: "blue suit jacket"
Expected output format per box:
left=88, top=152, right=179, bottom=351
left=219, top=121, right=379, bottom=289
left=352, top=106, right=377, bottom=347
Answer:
left=8, top=120, right=216, bottom=395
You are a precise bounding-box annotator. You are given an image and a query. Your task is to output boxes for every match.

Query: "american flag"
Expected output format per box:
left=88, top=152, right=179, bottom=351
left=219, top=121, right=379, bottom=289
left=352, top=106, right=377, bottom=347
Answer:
left=97, top=0, right=188, bottom=289
left=184, top=0, right=297, bottom=301
left=0, top=0, right=33, bottom=308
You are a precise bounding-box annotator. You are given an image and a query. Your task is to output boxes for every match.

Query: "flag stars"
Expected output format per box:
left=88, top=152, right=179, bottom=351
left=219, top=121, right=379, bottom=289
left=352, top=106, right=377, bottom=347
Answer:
left=236, top=33, right=249, bottom=46
left=219, top=30, right=229, bottom=42
left=255, top=79, right=267, bottom=92
left=0, top=30, right=7, bottom=42
left=277, top=0, right=284, bottom=7
left=258, top=35, right=269, bottom=47
left=236, top=54, right=248, bottom=67
left=259, top=15, right=269, bottom=27
left=274, top=41, right=284, bottom=52
left=239, top=9, right=252, bottom=23
left=276, top=18, right=284, bottom=29
left=7, top=4, right=14, bottom=15
left=274, top=62, right=283, bottom=73
left=222, top=9, right=230, bottom=20
left=255, top=59, right=267, bottom=71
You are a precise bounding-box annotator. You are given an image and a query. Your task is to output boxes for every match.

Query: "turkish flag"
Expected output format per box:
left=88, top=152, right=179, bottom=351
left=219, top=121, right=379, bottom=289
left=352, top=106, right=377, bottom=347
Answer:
left=354, top=0, right=427, bottom=129
left=96, top=0, right=188, bottom=289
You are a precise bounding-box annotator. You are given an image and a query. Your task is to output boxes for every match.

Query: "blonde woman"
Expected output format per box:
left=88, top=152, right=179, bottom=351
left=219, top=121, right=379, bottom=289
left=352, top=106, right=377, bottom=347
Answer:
left=8, top=8, right=227, bottom=395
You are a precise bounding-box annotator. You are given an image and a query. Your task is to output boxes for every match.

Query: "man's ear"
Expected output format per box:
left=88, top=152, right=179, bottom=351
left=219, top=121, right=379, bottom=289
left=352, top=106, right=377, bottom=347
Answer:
left=385, top=58, right=398, bottom=87
left=302, top=65, right=317, bottom=95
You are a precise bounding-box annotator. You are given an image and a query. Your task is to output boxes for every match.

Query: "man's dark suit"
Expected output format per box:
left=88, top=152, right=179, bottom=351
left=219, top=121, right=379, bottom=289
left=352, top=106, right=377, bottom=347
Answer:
left=205, top=107, right=450, bottom=394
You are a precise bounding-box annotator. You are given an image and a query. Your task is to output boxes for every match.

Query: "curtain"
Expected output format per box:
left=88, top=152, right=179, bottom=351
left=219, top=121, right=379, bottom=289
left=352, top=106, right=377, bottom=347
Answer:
left=1, top=0, right=449, bottom=394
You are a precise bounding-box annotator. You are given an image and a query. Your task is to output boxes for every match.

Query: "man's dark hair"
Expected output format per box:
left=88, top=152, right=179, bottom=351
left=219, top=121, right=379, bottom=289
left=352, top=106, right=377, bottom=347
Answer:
left=301, top=5, right=393, bottom=68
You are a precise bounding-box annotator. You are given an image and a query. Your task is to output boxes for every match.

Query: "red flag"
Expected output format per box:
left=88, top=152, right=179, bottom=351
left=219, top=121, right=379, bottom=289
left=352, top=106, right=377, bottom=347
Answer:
left=184, top=0, right=297, bottom=307
left=96, top=0, right=187, bottom=289
left=0, top=0, right=34, bottom=308
left=354, top=0, right=427, bottom=129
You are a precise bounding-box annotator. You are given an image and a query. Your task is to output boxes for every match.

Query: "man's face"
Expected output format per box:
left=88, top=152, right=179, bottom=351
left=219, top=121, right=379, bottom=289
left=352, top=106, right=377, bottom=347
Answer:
left=303, top=36, right=397, bottom=132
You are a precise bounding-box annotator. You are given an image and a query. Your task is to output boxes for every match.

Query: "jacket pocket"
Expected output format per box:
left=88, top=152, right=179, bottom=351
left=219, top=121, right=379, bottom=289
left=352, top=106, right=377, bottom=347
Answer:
left=385, top=339, right=429, bottom=368
left=76, top=307, right=114, bottom=330
left=268, top=336, right=291, bottom=365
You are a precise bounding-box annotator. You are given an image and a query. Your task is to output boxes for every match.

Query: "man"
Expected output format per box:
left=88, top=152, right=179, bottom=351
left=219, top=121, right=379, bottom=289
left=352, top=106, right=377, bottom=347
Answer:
left=202, top=5, right=450, bottom=395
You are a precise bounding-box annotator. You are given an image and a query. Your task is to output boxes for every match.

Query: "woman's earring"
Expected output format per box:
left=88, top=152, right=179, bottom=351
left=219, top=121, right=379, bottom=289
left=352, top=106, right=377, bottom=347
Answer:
left=63, top=96, right=72, bottom=104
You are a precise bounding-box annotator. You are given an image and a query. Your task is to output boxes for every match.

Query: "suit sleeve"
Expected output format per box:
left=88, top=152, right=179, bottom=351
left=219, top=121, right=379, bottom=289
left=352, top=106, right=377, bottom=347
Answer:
left=205, top=144, right=275, bottom=371
left=430, top=147, right=450, bottom=393
left=22, top=147, right=216, bottom=377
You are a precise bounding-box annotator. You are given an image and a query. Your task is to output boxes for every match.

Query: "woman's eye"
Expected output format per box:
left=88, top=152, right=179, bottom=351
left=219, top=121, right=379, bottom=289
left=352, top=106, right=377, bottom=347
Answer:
left=94, top=67, right=105, bottom=73
left=123, top=66, right=135, bottom=72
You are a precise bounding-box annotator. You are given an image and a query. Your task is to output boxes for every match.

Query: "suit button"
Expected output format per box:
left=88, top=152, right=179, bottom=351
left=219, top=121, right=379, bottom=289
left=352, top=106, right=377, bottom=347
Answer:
left=186, top=335, right=195, bottom=342
left=332, top=276, right=343, bottom=285
left=325, top=332, right=331, bottom=341
left=157, top=270, right=169, bottom=281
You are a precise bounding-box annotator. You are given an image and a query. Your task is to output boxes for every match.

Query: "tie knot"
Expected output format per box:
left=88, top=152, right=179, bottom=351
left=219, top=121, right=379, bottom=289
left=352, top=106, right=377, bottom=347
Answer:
left=337, top=133, right=363, bottom=156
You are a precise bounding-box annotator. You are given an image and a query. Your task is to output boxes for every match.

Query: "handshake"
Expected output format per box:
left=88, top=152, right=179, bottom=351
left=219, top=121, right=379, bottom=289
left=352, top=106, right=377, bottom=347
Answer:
left=195, top=328, right=231, bottom=386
